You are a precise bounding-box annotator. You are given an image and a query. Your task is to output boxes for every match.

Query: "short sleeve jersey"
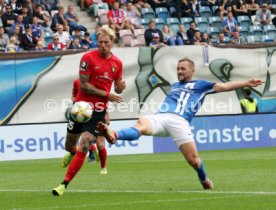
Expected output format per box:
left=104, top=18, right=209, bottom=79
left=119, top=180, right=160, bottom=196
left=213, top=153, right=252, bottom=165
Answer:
left=158, top=80, right=215, bottom=122
left=75, top=50, right=123, bottom=110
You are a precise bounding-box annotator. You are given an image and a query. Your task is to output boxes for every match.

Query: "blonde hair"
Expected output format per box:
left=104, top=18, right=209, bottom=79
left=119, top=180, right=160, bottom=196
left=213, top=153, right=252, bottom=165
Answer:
left=9, top=36, right=17, bottom=43
left=97, top=25, right=116, bottom=42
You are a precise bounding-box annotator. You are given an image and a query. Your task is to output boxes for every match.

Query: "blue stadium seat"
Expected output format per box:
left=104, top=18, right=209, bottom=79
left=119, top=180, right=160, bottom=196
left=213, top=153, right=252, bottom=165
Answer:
left=209, top=16, right=222, bottom=31
left=207, top=27, right=220, bottom=38
left=155, top=7, right=169, bottom=22
left=263, top=25, right=276, bottom=39
left=200, top=6, right=212, bottom=19
left=212, top=5, right=219, bottom=14
left=249, top=25, right=264, bottom=40
left=166, top=18, right=180, bottom=34
left=153, top=18, right=166, bottom=30
left=180, top=17, right=193, bottom=30
left=237, top=15, right=251, bottom=28
left=262, top=35, right=274, bottom=43
left=141, top=8, right=155, bottom=20
left=138, top=18, right=150, bottom=29
left=238, top=26, right=250, bottom=37
left=195, top=17, right=209, bottom=33
left=246, top=35, right=262, bottom=43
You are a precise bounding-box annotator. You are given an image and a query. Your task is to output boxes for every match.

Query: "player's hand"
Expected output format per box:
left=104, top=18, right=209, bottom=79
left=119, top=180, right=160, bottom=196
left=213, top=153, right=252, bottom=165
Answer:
left=115, top=78, right=126, bottom=93
left=247, top=79, right=264, bottom=87
left=108, top=93, right=123, bottom=103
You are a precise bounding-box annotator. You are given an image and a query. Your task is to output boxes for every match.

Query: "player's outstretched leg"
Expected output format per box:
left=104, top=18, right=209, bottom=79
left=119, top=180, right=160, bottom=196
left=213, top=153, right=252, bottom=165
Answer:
left=97, top=122, right=140, bottom=144
left=179, top=142, right=213, bottom=190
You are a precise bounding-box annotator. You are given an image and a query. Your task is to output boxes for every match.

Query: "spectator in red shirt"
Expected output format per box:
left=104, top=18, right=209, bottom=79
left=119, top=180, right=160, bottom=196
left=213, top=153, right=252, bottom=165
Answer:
left=47, top=34, right=66, bottom=50
left=107, top=1, right=126, bottom=32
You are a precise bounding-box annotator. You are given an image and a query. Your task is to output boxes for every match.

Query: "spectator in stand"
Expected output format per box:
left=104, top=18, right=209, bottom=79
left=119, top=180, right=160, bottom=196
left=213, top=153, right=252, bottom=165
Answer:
left=35, top=40, right=44, bottom=51
left=176, top=23, right=186, bottom=45
left=21, top=5, right=32, bottom=25
left=20, top=24, right=37, bottom=51
left=186, top=21, right=198, bottom=44
left=10, top=0, right=22, bottom=14
left=230, top=31, right=246, bottom=44
left=175, top=0, right=192, bottom=19
left=24, top=0, right=33, bottom=14
left=134, top=0, right=151, bottom=11
left=125, top=1, right=143, bottom=31
left=149, top=32, right=166, bottom=47
left=151, top=0, right=170, bottom=11
left=10, top=25, right=21, bottom=45
left=246, top=0, right=259, bottom=16
left=68, top=37, right=82, bottom=49
left=189, top=0, right=200, bottom=19
left=5, top=35, right=21, bottom=52
left=0, top=26, right=9, bottom=51
left=190, top=30, right=208, bottom=45
left=81, top=31, right=97, bottom=49
left=47, top=34, right=66, bottom=50
left=216, top=32, right=229, bottom=45
left=232, top=0, right=248, bottom=18
left=87, top=0, right=109, bottom=17
left=254, top=3, right=272, bottom=26
left=1, top=4, right=17, bottom=33
left=218, top=0, right=232, bottom=20
left=162, top=24, right=176, bottom=46
left=70, top=27, right=84, bottom=42
left=34, top=4, right=52, bottom=33
left=32, top=16, right=44, bottom=41
left=0, top=0, right=6, bottom=15
left=107, top=1, right=126, bottom=32
left=10, top=14, right=25, bottom=37
left=65, top=5, right=87, bottom=32
left=144, top=20, right=163, bottom=46
left=51, top=6, right=69, bottom=32
left=223, top=11, right=239, bottom=37
left=54, top=24, right=71, bottom=47
left=90, top=23, right=100, bottom=48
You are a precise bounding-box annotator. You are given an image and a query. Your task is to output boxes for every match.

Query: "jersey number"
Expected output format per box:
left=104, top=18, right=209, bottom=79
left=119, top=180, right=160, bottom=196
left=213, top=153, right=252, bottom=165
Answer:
left=175, top=91, right=190, bottom=115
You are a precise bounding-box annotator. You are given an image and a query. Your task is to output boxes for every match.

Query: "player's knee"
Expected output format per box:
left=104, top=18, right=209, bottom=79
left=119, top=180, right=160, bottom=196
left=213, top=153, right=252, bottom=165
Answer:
left=79, top=132, right=94, bottom=153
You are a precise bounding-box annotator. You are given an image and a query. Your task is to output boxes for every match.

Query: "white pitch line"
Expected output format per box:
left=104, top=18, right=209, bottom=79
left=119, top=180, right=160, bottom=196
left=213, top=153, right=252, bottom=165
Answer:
left=109, top=157, right=276, bottom=164
left=10, top=195, right=253, bottom=210
left=0, top=189, right=276, bottom=195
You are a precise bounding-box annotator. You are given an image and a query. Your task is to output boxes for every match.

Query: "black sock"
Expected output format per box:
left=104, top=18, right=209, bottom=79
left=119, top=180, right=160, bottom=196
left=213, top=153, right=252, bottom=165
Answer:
left=61, top=180, right=69, bottom=188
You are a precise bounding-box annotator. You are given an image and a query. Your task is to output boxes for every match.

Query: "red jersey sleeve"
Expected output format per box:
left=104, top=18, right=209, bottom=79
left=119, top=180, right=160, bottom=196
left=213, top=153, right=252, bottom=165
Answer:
left=107, top=10, right=112, bottom=18
left=79, top=53, right=93, bottom=75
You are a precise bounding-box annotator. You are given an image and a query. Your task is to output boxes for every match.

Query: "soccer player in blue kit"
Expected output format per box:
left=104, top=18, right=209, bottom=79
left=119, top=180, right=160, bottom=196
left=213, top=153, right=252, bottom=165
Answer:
left=98, top=58, right=263, bottom=189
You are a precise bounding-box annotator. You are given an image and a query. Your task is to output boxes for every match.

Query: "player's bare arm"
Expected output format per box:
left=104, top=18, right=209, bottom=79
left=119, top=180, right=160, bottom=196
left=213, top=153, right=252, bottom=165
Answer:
left=79, top=74, right=123, bottom=103
left=114, top=78, right=126, bottom=94
left=79, top=74, right=107, bottom=97
left=213, top=79, right=263, bottom=92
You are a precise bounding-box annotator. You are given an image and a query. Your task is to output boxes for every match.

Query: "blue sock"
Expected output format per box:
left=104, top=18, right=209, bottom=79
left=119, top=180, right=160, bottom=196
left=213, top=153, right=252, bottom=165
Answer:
left=117, top=127, right=140, bottom=141
left=195, top=159, right=207, bottom=182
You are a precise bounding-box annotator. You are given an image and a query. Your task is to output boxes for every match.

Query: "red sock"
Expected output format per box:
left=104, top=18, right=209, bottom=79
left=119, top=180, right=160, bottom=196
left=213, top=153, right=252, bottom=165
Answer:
left=98, top=147, right=107, bottom=168
left=64, top=151, right=86, bottom=182
left=89, top=144, right=97, bottom=152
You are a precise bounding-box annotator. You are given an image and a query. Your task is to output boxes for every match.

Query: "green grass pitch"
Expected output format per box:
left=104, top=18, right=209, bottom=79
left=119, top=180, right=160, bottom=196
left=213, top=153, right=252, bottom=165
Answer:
left=1, top=147, right=276, bottom=210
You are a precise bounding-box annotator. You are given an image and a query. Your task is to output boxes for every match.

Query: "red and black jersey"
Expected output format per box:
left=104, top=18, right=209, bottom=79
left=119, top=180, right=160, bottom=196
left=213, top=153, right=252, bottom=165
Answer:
left=75, top=50, right=123, bottom=110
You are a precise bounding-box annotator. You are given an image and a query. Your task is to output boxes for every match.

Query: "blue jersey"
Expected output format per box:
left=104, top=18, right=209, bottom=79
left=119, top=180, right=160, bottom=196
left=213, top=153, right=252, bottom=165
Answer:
left=158, top=80, right=215, bottom=122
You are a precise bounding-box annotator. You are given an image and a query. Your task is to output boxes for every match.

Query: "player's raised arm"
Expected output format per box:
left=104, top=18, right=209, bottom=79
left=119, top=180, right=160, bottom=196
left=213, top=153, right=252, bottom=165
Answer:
left=213, top=79, right=263, bottom=93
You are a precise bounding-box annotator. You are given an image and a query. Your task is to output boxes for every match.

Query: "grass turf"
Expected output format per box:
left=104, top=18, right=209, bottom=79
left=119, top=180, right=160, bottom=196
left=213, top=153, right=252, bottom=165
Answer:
left=0, top=147, right=276, bottom=210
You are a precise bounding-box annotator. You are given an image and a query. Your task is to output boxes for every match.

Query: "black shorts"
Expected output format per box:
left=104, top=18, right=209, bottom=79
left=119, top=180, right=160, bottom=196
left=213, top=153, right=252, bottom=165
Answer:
left=67, top=110, right=106, bottom=137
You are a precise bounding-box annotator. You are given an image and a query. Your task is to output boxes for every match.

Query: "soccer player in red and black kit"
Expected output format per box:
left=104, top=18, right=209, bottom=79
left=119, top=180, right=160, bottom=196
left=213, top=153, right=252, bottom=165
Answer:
left=52, top=26, right=126, bottom=196
left=64, top=78, right=109, bottom=170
